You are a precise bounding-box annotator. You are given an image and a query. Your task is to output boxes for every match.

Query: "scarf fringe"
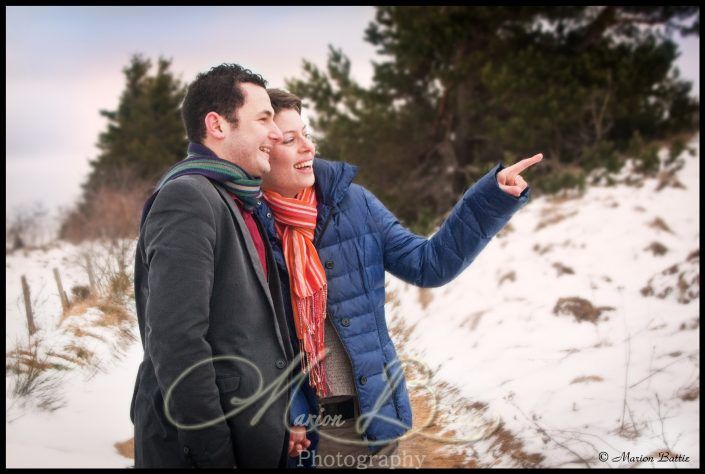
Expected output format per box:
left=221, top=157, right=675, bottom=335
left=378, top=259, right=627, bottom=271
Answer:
left=296, top=285, right=330, bottom=398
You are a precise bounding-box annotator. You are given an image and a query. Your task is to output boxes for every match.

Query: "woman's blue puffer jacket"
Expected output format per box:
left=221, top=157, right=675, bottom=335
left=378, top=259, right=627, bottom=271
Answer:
left=254, top=157, right=530, bottom=465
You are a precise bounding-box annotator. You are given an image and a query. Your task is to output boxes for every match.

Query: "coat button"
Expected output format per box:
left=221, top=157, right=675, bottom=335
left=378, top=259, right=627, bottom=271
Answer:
left=341, top=318, right=350, bottom=327
left=276, top=359, right=286, bottom=369
left=325, top=260, right=334, bottom=269
left=183, top=446, right=190, bottom=454
left=266, top=212, right=272, bottom=218
left=257, top=200, right=262, bottom=206
left=359, top=375, right=367, bottom=385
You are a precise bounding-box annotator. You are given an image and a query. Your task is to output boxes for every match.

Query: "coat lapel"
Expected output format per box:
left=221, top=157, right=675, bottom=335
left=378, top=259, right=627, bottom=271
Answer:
left=211, top=183, right=290, bottom=358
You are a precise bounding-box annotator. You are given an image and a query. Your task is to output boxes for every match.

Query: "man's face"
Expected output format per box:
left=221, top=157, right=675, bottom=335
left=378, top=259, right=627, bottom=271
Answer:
left=221, top=83, right=282, bottom=176
left=261, top=109, right=316, bottom=197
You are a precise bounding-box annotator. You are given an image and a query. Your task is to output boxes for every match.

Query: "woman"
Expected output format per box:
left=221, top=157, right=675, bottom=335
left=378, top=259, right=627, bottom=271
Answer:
left=256, top=89, right=541, bottom=468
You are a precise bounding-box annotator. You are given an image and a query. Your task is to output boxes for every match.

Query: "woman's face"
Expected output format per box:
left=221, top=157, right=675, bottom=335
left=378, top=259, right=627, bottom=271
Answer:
left=261, top=109, right=316, bottom=198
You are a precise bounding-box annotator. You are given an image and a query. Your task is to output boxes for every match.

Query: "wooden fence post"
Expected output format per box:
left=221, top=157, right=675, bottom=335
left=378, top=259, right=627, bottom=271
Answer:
left=85, top=255, right=97, bottom=295
left=21, top=275, right=37, bottom=335
left=53, top=267, right=70, bottom=311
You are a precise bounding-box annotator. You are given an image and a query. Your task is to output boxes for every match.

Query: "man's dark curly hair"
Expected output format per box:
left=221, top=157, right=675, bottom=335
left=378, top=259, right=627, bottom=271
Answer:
left=181, top=63, right=267, bottom=143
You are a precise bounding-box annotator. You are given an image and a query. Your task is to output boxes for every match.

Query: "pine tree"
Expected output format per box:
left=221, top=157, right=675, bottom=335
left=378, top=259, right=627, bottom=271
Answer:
left=287, top=6, right=699, bottom=233
left=83, top=54, right=188, bottom=196
left=60, top=54, right=187, bottom=241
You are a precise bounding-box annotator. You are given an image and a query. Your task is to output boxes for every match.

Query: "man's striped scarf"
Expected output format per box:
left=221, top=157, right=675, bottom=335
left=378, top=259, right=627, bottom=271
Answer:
left=263, top=186, right=330, bottom=398
left=140, top=142, right=262, bottom=229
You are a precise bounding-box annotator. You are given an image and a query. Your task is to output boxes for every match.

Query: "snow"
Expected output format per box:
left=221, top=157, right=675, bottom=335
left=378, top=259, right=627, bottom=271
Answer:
left=5, top=135, right=699, bottom=468
left=6, top=342, right=142, bottom=468
left=385, top=135, right=700, bottom=467
left=6, top=240, right=139, bottom=468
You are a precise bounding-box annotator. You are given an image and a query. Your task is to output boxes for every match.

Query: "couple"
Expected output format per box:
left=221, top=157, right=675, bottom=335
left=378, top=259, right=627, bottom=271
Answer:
left=130, top=63, right=541, bottom=469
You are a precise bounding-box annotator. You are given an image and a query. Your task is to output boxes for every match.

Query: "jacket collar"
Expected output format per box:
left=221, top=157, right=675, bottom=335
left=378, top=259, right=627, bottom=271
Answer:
left=187, top=141, right=218, bottom=158
left=311, top=157, right=358, bottom=207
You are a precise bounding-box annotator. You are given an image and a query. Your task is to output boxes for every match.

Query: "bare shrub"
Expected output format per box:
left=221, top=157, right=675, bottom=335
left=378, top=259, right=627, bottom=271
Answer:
left=655, top=168, right=686, bottom=192
left=6, top=202, right=51, bottom=251
left=535, top=209, right=578, bottom=231
left=109, top=271, right=133, bottom=299
left=64, top=342, right=95, bottom=365
left=552, top=262, right=575, bottom=276
left=498, top=271, right=516, bottom=285
left=115, top=437, right=135, bottom=460
left=418, top=288, right=434, bottom=310
left=677, top=384, right=699, bottom=402
left=532, top=243, right=554, bottom=255
left=648, top=217, right=673, bottom=234
left=486, top=423, right=545, bottom=468
left=71, top=285, right=92, bottom=302
left=96, top=299, right=133, bottom=327
left=644, top=242, right=668, bottom=256
left=679, top=318, right=699, bottom=331
left=60, top=167, right=151, bottom=243
left=553, top=297, right=615, bottom=324
left=570, top=375, right=604, bottom=384
left=71, top=238, right=136, bottom=301
left=641, top=254, right=699, bottom=304
left=6, top=336, right=67, bottom=412
left=460, top=310, right=487, bottom=332
left=496, top=222, right=514, bottom=239
left=385, top=286, right=401, bottom=309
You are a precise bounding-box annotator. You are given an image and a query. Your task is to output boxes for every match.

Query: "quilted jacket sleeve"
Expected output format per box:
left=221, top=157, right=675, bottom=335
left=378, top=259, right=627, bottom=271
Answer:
left=366, top=162, right=530, bottom=287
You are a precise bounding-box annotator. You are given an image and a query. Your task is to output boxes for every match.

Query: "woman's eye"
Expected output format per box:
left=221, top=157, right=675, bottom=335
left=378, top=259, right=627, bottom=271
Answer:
left=284, top=138, right=295, bottom=144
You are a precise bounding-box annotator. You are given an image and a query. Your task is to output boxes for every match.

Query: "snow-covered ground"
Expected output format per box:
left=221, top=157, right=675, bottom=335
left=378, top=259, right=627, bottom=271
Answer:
left=386, top=135, right=700, bottom=468
left=5, top=136, right=699, bottom=468
left=6, top=241, right=140, bottom=468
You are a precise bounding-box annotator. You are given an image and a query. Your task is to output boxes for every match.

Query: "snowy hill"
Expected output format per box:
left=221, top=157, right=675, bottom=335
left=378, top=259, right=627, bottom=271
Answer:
left=386, top=135, right=700, bottom=468
left=6, top=242, right=141, bottom=467
left=5, top=135, right=699, bottom=468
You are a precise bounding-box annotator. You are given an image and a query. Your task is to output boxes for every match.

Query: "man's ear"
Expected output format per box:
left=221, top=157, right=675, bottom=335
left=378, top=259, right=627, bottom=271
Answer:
left=204, top=112, right=226, bottom=139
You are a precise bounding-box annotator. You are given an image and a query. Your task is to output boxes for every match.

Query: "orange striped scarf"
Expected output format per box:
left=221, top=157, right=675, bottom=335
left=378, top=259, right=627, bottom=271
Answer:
left=262, top=186, right=330, bottom=398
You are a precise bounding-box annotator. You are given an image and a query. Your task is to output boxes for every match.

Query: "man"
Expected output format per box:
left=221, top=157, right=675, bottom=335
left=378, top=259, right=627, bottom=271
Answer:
left=130, top=64, right=298, bottom=468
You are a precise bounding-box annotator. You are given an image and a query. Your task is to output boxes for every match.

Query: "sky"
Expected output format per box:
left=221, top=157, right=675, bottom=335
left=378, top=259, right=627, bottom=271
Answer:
left=5, top=6, right=700, bottom=222
left=5, top=6, right=379, bottom=220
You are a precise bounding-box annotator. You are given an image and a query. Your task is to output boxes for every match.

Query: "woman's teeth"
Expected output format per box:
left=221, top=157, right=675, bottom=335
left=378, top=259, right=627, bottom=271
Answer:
left=259, top=146, right=271, bottom=154
left=294, top=160, right=313, bottom=169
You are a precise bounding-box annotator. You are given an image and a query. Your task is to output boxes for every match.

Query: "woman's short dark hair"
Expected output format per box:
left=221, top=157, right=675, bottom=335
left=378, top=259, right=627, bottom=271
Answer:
left=181, top=63, right=267, bottom=143
left=267, top=88, right=302, bottom=115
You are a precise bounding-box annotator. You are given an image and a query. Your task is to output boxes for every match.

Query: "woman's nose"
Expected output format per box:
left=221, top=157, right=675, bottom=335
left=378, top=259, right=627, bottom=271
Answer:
left=302, top=136, right=314, bottom=152
left=269, top=124, right=283, bottom=142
